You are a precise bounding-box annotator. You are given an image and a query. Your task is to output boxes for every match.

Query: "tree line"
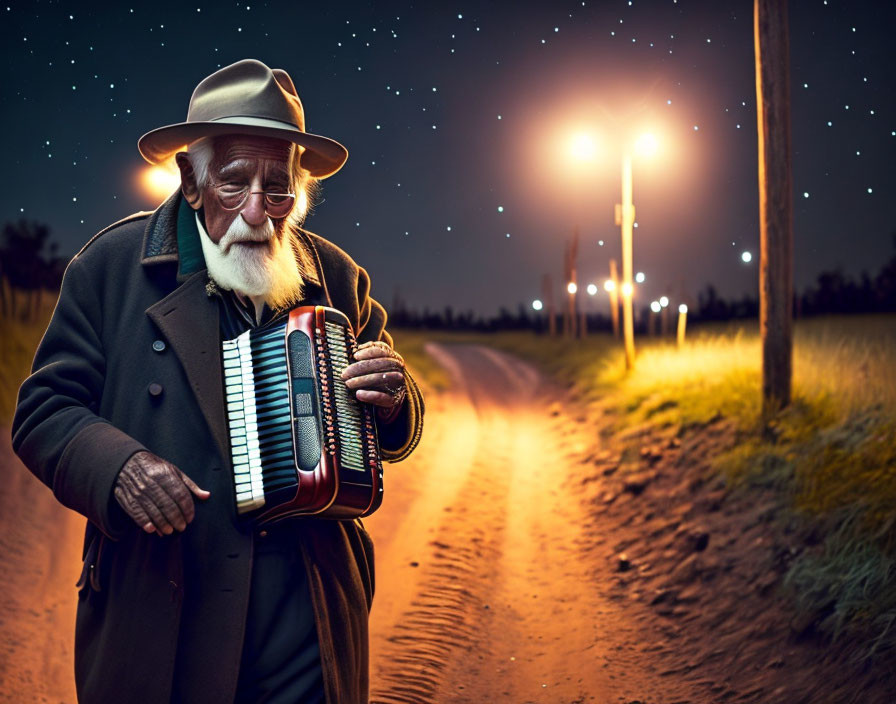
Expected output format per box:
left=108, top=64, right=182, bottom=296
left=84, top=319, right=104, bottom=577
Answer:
left=2, top=219, right=895, bottom=329
left=0, top=220, right=67, bottom=321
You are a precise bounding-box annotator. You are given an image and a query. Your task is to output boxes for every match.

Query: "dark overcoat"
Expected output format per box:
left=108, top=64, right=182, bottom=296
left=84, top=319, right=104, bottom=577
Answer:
left=11, top=191, right=424, bottom=703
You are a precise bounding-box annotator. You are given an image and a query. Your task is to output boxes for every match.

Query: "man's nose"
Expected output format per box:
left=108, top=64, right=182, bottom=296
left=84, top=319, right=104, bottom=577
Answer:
left=240, top=191, right=268, bottom=226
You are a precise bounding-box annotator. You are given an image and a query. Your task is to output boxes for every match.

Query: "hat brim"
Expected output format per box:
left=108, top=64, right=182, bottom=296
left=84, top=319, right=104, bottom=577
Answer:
left=137, top=117, right=348, bottom=178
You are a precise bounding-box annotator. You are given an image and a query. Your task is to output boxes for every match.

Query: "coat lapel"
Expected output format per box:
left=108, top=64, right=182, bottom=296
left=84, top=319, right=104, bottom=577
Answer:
left=146, top=272, right=229, bottom=461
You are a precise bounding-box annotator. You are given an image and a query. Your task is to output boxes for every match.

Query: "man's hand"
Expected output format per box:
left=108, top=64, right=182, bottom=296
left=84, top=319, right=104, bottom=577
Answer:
left=114, top=451, right=210, bottom=536
left=341, top=341, right=407, bottom=419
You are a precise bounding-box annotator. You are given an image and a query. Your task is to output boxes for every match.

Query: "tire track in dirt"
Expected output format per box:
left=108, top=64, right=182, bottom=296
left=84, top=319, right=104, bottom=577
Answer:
left=368, top=345, right=624, bottom=703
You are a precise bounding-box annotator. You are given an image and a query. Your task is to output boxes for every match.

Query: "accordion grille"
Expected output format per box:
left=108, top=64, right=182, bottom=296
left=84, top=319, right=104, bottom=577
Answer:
left=324, top=321, right=366, bottom=472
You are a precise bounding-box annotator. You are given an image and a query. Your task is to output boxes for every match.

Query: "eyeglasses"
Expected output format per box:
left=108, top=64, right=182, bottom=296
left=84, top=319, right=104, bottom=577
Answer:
left=209, top=183, right=296, bottom=218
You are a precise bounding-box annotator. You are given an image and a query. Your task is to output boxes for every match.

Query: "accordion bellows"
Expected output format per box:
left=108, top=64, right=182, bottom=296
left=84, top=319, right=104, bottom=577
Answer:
left=222, top=306, right=383, bottom=523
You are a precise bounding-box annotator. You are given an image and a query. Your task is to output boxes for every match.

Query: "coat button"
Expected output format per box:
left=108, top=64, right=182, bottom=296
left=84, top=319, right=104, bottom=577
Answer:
left=148, top=383, right=164, bottom=397
left=152, top=340, right=166, bottom=352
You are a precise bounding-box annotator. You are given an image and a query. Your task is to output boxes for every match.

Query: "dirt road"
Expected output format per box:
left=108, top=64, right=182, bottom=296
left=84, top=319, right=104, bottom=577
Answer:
left=365, top=344, right=656, bottom=703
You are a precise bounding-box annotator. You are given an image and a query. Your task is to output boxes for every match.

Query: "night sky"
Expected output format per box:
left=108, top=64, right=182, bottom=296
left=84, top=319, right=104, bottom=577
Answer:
left=2, top=1, right=894, bottom=316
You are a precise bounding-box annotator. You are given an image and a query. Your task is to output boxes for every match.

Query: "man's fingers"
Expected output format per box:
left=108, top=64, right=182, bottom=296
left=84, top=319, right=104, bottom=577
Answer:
left=353, top=343, right=403, bottom=364
left=135, top=494, right=175, bottom=535
left=344, top=370, right=405, bottom=392
left=156, top=480, right=193, bottom=530
left=342, top=356, right=403, bottom=380
left=179, top=470, right=211, bottom=501
left=115, top=486, right=155, bottom=533
left=147, top=478, right=189, bottom=532
left=355, top=389, right=395, bottom=407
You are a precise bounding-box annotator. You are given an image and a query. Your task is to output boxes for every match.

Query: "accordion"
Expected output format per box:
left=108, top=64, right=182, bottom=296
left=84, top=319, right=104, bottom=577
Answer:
left=221, top=305, right=384, bottom=524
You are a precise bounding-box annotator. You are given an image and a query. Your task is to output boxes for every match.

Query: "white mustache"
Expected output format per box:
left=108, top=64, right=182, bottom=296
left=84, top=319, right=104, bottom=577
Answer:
left=219, top=216, right=276, bottom=254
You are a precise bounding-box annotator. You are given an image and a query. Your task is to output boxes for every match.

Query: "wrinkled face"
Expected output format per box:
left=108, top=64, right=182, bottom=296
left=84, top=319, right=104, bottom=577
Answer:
left=200, top=134, right=294, bottom=248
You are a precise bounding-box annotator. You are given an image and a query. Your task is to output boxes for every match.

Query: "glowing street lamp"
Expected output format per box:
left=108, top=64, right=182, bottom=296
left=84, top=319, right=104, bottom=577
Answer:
left=140, top=163, right=181, bottom=203
left=603, top=279, right=616, bottom=292
left=635, top=271, right=645, bottom=283
left=677, top=303, right=688, bottom=348
left=649, top=300, right=661, bottom=336
left=741, top=251, right=753, bottom=263
left=659, top=296, right=669, bottom=308
left=567, top=281, right=578, bottom=295
left=586, top=283, right=598, bottom=296
left=569, top=132, right=597, bottom=162
left=532, top=299, right=543, bottom=311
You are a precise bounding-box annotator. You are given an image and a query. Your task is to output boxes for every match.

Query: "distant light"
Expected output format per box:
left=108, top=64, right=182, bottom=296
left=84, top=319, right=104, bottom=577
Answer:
left=741, top=251, right=752, bottom=263
left=497, top=206, right=504, bottom=212
left=567, top=282, right=578, bottom=294
left=622, top=282, right=633, bottom=297
left=803, top=192, right=809, bottom=198
left=659, top=296, right=669, bottom=307
left=569, top=132, right=596, bottom=161
left=598, top=239, right=604, bottom=246
left=635, top=271, right=645, bottom=283
left=678, top=304, right=688, bottom=314
left=532, top=299, right=543, bottom=311
left=650, top=301, right=661, bottom=313
left=140, top=163, right=181, bottom=203
left=586, top=283, right=598, bottom=296
left=604, top=279, right=616, bottom=292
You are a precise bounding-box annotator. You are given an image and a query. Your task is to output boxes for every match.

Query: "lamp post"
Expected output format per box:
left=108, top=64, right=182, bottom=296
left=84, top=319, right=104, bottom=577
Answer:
left=567, top=129, right=657, bottom=361
left=615, top=155, right=636, bottom=368
left=614, top=134, right=657, bottom=369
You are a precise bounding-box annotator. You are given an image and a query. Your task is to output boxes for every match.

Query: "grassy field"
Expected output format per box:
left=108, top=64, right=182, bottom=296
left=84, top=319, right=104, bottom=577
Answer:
left=394, top=314, right=896, bottom=662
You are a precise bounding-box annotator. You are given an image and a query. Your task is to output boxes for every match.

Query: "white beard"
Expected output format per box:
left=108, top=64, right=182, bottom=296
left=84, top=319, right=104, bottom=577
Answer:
left=197, top=213, right=304, bottom=314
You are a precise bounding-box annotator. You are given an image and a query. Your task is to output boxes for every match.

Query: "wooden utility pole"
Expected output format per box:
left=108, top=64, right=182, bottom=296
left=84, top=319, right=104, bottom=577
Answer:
left=542, top=274, right=556, bottom=337
left=609, top=258, right=620, bottom=338
left=754, top=0, right=793, bottom=412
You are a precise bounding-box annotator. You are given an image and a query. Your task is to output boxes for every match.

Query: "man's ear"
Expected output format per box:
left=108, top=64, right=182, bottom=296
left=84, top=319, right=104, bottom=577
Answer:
left=175, top=152, right=202, bottom=210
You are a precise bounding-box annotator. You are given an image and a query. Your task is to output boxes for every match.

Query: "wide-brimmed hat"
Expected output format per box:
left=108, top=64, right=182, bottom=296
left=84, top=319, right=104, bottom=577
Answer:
left=138, top=59, right=348, bottom=178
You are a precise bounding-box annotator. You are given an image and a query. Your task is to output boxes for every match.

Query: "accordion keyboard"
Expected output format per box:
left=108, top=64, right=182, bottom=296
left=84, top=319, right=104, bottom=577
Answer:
left=223, top=321, right=295, bottom=513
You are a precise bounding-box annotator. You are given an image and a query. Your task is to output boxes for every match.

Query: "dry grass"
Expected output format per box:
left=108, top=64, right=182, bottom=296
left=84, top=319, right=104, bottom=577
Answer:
left=0, top=296, right=56, bottom=425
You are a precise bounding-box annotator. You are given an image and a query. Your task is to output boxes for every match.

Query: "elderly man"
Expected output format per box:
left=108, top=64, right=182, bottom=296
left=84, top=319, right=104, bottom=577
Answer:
left=12, top=59, right=423, bottom=703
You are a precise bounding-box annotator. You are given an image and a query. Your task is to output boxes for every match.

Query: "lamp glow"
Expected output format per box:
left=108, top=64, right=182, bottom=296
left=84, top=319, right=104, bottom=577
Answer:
left=586, top=283, right=598, bottom=296
left=140, top=163, right=181, bottom=203
left=570, top=132, right=596, bottom=161
left=634, top=132, right=658, bottom=158
left=650, top=301, right=661, bottom=313
left=532, top=299, right=543, bottom=311
left=604, top=279, right=616, bottom=292
left=567, top=282, right=578, bottom=294
left=659, top=296, right=669, bottom=307
left=741, top=251, right=753, bottom=263
left=621, top=282, right=633, bottom=297
left=635, top=271, right=645, bottom=283
left=679, top=304, right=688, bottom=314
